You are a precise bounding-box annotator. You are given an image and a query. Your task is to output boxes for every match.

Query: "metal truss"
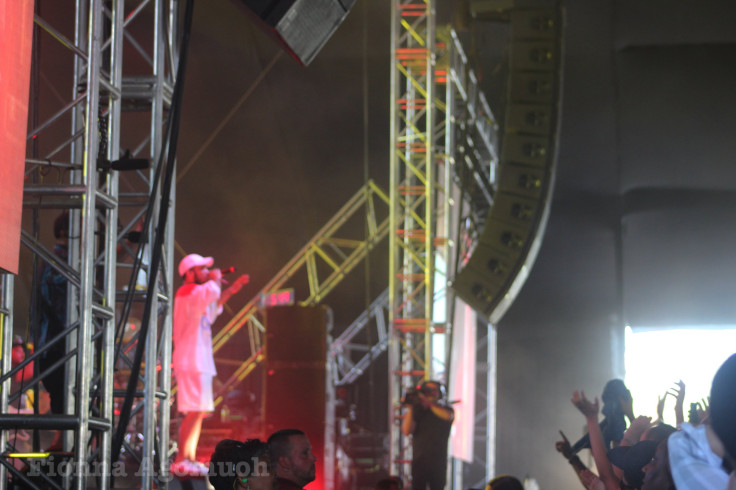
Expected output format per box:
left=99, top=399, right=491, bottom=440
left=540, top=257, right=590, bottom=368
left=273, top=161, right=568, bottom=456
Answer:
left=329, top=289, right=390, bottom=386
left=388, top=1, right=500, bottom=484
left=0, top=1, right=180, bottom=489
left=466, top=325, right=496, bottom=489
left=443, top=29, right=499, bottom=490
left=319, top=25, right=499, bottom=436
left=202, top=180, right=390, bottom=490
left=388, top=0, right=439, bottom=479
left=0, top=279, right=15, bottom=487
left=210, top=180, right=391, bottom=404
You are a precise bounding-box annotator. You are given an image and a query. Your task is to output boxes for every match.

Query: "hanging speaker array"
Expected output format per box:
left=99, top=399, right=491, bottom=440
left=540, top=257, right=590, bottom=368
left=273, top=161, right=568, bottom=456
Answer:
left=452, top=6, right=564, bottom=323
left=233, top=0, right=357, bottom=66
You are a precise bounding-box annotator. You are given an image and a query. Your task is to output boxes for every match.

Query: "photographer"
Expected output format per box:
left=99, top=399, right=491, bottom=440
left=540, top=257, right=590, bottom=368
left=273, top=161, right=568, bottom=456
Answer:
left=401, top=380, right=454, bottom=490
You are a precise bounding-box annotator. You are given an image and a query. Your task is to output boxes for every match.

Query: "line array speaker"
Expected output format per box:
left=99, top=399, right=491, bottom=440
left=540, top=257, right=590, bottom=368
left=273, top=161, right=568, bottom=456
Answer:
left=233, top=0, right=357, bottom=66
left=452, top=7, right=564, bottom=323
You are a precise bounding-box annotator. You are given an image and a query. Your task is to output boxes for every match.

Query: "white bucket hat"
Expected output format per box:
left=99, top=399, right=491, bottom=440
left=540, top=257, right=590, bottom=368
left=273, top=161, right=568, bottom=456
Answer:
left=178, top=253, right=214, bottom=277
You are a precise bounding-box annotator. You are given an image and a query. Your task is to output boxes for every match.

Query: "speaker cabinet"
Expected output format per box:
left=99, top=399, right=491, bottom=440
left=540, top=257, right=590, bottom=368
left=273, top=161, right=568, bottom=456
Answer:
left=263, top=305, right=334, bottom=490
left=234, top=0, right=357, bottom=66
left=452, top=7, right=563, bottom=323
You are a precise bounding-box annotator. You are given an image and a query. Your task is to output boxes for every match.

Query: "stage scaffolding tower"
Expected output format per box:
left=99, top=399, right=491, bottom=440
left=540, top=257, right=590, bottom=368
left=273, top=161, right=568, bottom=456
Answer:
left=0, top=1, right=180, bottom=489
left=389, top=0, right=500, bottom=485
left=389, top=0, right=450, bottom=481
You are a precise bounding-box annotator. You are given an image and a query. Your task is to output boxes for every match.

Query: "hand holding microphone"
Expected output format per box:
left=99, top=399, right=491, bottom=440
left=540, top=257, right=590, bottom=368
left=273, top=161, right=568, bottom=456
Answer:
left=208, top=268, right=223, bottom=281
left=209, top=266, right=235, bottom=281
left=209, top=266, right=249, bottom=295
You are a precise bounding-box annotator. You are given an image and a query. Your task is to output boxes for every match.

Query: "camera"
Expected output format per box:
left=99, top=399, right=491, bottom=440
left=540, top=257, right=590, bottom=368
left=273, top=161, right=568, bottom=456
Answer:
left=688, top=402, right=701, bottom=425
left=401, top=388, right=421, bottom=406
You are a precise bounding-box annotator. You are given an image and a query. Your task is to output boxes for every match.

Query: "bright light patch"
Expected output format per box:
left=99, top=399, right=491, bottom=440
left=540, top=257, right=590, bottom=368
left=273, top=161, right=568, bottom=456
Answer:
left=433, top=254, right=447, bottom=323
left=625, top=326, right=736, bottom=424
left=432, top=255, right=448, bottom=378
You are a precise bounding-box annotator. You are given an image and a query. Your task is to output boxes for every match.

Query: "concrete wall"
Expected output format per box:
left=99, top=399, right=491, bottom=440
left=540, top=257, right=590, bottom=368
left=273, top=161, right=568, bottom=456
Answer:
left=494, top=1, right=736, bottom=487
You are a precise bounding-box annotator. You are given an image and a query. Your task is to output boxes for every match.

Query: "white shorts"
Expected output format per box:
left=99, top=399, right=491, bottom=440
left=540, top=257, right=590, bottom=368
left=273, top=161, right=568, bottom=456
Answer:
left=175, top=370, right=214, bottom=413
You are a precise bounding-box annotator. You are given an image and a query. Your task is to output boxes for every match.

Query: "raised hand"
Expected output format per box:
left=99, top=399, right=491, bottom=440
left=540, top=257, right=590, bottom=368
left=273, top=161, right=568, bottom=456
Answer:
left=228, top=274, right=250, bottom=294
left=217, top=273, right=250, bottom=307
left=632, top=415, right=653, bottom=431
left=656, top=392, right=669, bottom=421
left=623, top=415, right=653, bottom=445
left=670, top=380, right=686, bottom=425
left=572, top=390, right=599, bottom=419
left=235, top=274, right=250, bottom=287
left=669, top=380, right=685, bottom=405
left=555, top=430, right=574, bottom=460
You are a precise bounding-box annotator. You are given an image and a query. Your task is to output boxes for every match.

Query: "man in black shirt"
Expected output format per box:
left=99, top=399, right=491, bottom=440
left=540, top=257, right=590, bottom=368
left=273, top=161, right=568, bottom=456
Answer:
left=401, top=381, right=454, bottom=490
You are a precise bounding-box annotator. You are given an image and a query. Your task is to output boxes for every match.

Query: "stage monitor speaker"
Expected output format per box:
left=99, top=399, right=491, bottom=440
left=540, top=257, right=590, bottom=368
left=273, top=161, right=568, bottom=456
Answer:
left=234, top=0, right=357, bottom=66
left=263, top=305, right=334, bottom=490
left=452, top=7, right=563, bottom=323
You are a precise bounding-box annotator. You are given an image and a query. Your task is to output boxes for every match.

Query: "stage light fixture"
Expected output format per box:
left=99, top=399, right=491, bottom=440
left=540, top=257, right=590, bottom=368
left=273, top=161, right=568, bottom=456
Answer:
left=98, top=150, right=150, bottom=172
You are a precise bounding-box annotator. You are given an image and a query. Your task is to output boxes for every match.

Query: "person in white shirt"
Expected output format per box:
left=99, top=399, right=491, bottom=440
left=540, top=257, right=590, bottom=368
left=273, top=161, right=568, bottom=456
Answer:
left=668, top=353, right=736, bottom=490
left=171, top=253, right=249, bottom=476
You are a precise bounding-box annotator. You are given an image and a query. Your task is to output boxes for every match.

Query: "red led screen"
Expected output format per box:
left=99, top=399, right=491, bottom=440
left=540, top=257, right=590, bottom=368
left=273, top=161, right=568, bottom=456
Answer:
left=0, top=0, right=34, bottom=273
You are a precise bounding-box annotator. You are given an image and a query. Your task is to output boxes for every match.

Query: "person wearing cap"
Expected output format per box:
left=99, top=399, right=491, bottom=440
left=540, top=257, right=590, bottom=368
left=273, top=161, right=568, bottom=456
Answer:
left=641, top=436, right=676, bottom=490
left=607, top=440, right=658, bottom=489
left=171, top=253, right=249, bottom=476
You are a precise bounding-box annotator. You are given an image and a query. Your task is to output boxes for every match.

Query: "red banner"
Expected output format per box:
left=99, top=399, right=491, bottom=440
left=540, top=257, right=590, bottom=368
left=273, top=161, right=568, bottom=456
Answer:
left=0, top=0, right=35, bottom=274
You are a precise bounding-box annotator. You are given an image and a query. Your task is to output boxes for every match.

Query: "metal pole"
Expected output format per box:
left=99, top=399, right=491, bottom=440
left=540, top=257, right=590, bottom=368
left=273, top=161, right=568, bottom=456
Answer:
left=0, top=274, right=14, bottom=490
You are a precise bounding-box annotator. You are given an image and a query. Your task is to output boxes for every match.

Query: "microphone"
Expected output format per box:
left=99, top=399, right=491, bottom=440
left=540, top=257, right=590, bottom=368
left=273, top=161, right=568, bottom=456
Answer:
left=220, top=266, right=236, bottom=275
